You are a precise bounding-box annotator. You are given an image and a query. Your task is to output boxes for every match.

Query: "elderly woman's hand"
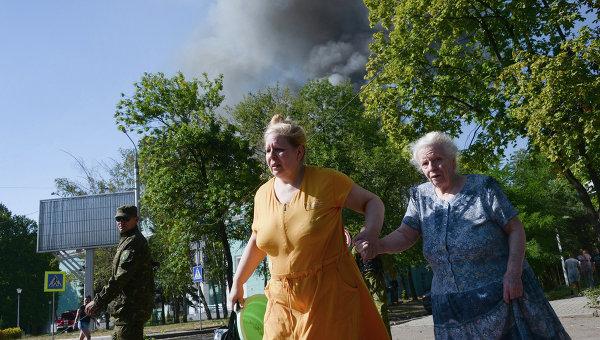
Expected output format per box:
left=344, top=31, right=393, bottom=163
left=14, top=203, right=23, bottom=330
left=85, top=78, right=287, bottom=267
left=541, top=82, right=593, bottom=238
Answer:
left=353, top=229, right=381, bottom=262
left=503, top=270, right=523, bottom=303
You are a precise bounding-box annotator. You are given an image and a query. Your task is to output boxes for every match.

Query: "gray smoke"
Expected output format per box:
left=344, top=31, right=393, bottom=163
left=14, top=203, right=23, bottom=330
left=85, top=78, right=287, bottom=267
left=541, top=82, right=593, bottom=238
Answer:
left=179, top=0, right=372, bottom=104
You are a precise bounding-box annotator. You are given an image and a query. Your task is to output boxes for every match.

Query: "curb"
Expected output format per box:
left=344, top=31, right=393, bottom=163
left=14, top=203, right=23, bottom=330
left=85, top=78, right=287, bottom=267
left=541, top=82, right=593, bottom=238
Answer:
left=148, top=327, right=219, bottom=339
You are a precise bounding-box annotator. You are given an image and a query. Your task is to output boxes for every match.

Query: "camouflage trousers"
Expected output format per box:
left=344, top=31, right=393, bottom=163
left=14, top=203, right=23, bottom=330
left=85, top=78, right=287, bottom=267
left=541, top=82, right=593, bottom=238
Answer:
left=112, top=321, right=145, bottom=340
left=363, top=268, right=391, bottom=337
left=352, top=249, right=391, bottom=337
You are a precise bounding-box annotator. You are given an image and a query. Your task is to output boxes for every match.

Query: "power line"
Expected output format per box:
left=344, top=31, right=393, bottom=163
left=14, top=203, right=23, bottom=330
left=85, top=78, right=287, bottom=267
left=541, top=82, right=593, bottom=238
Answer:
left=330, top=67, right=385, bottom=119
left=0, top=186, right=53, bottom=189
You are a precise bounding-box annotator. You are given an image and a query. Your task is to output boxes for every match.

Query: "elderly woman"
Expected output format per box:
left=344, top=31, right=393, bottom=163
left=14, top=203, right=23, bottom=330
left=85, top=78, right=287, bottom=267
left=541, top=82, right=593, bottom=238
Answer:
left=228, top=114, right=389, bottom=339
left=356, top=132, right=569, bottom=339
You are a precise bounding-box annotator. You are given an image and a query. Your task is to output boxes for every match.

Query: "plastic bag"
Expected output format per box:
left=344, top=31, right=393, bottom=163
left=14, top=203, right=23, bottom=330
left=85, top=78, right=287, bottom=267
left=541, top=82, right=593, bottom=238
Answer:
left=213, top=310, right=240, bottom=340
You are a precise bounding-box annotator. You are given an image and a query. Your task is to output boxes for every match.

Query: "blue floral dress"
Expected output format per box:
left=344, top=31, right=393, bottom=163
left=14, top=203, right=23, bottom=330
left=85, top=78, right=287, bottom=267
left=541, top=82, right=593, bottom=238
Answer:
left=403, top=174, right=570, bottom=339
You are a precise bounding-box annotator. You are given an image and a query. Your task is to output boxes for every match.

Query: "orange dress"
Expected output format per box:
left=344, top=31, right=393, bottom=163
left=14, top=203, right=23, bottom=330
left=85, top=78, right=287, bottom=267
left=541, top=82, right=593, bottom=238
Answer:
left=252, top=166, right=389, bottom=340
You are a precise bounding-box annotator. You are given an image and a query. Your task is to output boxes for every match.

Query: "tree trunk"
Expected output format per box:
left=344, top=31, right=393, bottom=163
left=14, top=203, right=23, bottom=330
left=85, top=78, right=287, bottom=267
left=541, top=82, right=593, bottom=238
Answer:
left=578, top=141, right=600, bottom=202
left=198, top=285, right=212, bottom=320
left=160, top=299, right=166, bottom=325
left=562, top=168, right=600, bottom=240
left=217, top=220, right=234, bottom=288
left=407, top=269, right=418, bottom=301
left=211, top=284, right=221, bottom=319
left=182, top=296, right=188, bottom=323
left=221, top=275, right=229, bottom=318
left=173, top=298, right=180, bottom=324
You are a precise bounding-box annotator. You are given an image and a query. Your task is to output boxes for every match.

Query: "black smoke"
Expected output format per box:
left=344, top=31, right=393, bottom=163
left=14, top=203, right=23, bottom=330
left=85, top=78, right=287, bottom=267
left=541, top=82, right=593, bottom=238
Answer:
left=180, top=0, right=372, bottom=104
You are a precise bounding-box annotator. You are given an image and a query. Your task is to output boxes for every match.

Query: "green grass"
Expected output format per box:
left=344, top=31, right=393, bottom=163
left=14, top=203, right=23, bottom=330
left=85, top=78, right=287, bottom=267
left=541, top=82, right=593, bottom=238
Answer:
left=544, top=285, right=576, bottom=301
left=24, top=318, right=228, bottom=339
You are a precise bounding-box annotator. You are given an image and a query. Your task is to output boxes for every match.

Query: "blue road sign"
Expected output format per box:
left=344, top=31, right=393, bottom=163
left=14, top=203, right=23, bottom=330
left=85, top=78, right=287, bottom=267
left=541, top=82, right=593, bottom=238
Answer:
left=44, top=271, right=66, bottom=292
left=192, top=265, right=203, bottom=283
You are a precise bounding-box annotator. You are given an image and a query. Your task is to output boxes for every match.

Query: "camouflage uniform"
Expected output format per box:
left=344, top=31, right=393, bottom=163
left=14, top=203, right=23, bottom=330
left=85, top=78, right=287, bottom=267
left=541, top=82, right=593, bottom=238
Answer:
left=354, top=252, right=391, bottom=336
left=94, top=209, right=154, bottom=340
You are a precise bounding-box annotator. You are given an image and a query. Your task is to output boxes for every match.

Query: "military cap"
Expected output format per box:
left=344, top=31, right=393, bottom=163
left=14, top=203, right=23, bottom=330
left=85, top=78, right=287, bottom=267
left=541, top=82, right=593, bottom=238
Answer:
left=115, top=205, right=138, bottom=218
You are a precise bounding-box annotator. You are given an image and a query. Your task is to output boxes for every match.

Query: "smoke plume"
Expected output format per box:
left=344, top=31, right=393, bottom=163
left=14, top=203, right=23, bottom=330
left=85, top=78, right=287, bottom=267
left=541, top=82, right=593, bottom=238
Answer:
left=179, top=0, right=372, bottom=104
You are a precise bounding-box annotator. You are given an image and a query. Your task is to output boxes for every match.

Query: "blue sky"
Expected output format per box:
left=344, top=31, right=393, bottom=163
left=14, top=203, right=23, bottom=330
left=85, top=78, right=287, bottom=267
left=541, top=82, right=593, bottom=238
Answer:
left=0, top=1, right=530, bottom=222
left=0, top=1, right=210, bottom=220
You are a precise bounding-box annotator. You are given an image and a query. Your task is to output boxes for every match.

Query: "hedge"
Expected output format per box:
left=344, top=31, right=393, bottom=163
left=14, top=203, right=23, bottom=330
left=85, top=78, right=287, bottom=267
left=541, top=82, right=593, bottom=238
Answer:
left=0, top=327, right=23, bottom=339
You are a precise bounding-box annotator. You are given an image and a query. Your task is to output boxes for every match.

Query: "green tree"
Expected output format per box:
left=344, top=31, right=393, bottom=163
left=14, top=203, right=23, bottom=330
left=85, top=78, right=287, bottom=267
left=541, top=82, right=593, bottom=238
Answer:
left=361, top=0, right=600, bottom=236
left=115, top=72, right=262, bottom=319
left=491, top=149, right=592, bottom=288
left=0, top=204, right=57, bottom=334
left=53, top=148, right=135, bottom=198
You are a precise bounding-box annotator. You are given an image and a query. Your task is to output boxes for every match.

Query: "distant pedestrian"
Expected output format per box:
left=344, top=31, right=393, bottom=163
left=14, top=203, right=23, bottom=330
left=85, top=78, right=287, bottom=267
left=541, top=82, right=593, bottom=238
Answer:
left=85, top=205, right=155, bottom=340
left=564, top=253, right=580, bottom=295
left=75, top=295, right=93, bottom=340
left=591, top=247, right=600, bottom=286
left=578, top=249, right=593, bottom=288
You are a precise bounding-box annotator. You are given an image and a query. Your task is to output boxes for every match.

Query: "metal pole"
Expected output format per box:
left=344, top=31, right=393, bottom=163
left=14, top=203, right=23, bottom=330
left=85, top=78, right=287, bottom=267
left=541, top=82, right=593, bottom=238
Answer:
left=16, top=288, right=21, bottom=328
left=198, top=282, right=202, bottom=329
left=195, top=241, right=202, bottom=330
left=48, top=301, right=51, bottom=335
left=555, top=229, right=569, bottom=286
left=52, top=292, right=55, bottom=340
left=84, top=249, right=95, bottom=299
left=123, top=130, right=140, bottom=210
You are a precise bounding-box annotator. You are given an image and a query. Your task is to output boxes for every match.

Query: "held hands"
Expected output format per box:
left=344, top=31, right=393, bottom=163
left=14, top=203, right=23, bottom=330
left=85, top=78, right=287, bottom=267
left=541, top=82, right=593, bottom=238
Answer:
left=503, top=270, right=524, bottom=303
left=227, top=282, right=245, bottom=311
left=353, top=229, right=381, bottom=262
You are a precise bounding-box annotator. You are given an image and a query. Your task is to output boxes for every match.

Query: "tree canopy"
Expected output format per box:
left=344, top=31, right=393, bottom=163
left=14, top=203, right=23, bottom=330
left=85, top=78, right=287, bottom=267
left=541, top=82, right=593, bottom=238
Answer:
left=116, top=72, right=262, bottom=318
left=361, top=0, right=600, bottom=236
left=0, top=204, right=57, bottom=333
left=491, top=149, right=592, bottom=288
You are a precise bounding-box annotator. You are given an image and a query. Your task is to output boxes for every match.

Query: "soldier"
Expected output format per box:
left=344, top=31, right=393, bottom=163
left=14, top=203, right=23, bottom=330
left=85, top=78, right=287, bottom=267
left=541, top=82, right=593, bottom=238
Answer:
left=85, top=205, right=154, bottom=340
left=352, top=249, right=391, bottom=336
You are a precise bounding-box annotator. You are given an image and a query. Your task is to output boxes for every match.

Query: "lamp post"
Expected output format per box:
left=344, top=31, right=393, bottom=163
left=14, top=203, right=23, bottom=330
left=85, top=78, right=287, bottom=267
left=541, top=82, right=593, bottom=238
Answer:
left=123, top=130, right=140, bottom=210
left=16, top=288, right=22, bottom=328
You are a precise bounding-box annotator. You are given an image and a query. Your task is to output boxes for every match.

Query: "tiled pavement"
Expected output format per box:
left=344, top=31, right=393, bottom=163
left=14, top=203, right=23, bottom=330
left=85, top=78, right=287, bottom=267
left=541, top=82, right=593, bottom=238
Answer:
left=549, top=296, right=595, bottom=317
left=391, top=296, right=599, bottom=339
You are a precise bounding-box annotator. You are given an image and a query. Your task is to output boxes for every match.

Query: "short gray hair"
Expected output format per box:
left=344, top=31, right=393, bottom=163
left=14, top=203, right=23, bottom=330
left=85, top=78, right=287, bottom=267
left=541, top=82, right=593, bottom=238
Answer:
left=410, top=132, right=458, bottom=171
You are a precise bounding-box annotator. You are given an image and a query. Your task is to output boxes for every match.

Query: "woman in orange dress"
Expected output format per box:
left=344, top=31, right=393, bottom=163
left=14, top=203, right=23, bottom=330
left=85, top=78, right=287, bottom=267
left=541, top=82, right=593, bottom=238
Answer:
left=228, top=114, right=389, bottom=340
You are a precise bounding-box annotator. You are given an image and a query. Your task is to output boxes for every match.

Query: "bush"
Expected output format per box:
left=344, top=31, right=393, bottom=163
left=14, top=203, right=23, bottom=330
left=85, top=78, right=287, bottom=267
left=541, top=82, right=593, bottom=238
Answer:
left=582, top=286, right=600, bottom=311
left=0, top=327, right=23, bottom=339
left=544, top=285, right=573, bottom=301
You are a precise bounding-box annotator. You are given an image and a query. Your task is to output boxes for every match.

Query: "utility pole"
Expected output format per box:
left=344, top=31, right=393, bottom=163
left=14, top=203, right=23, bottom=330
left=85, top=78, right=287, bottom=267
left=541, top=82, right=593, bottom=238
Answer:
left=123, top=130, right=140, bottom=210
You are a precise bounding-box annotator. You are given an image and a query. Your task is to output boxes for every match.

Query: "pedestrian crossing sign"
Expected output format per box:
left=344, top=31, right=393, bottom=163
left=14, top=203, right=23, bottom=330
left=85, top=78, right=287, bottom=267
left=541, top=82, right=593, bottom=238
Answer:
left=192, top=265, right=203, bottom=283
left=44, top=271, right=66, bottom=292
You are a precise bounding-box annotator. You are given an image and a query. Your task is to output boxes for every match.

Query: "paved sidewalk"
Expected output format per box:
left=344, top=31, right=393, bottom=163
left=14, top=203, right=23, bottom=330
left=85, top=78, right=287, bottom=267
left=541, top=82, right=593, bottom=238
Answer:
left=391, top=296, right=599, bottom=339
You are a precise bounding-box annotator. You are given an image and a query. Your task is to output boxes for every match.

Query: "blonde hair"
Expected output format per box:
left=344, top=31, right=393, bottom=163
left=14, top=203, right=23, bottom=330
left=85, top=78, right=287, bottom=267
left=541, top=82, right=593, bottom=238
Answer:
left=264, top=114, right=307, bottom=147
left=410, top=132, right=459, bottom=171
